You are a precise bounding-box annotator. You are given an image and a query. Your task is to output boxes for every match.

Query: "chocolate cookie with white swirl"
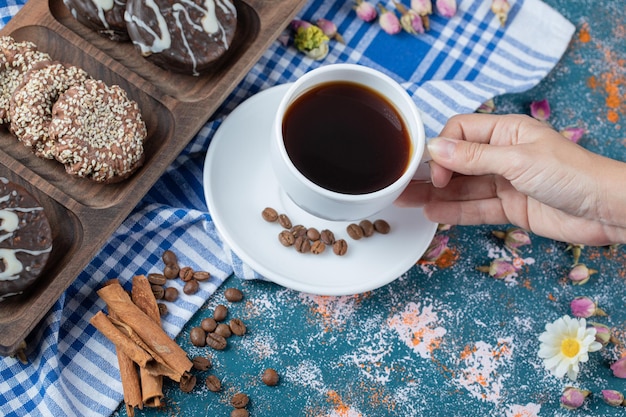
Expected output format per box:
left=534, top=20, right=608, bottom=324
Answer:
left=125, top=0, right=238, bottom=76
left=63, top=0, right=130, bottom=41
left=0, top=178, right=52, bottom=302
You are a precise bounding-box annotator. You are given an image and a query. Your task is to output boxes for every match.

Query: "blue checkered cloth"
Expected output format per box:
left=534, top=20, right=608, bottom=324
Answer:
left=0, top=0, right=573, bottom=415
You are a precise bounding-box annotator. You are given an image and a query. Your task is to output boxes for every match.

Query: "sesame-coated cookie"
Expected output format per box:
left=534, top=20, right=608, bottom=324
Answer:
left=124, top=0, right=237, bottom=75
left=0, top=37, right=51, bottom=124
left=0, top=177, right=52, bottom=302
left=10, top=61, right=91, bottom=159
left=63, top=0, right=129, bottom=41
left=50, top=79, right=146, bottom=183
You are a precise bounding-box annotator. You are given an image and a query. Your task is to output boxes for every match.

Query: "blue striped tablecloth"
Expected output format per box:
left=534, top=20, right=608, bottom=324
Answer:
left=0, top=0, right=574, bottom=415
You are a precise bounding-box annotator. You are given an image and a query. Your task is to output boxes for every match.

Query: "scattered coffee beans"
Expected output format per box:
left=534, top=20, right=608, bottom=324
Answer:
left=359, top=219, right=375, bottom=237
left=192, top=356, right=212, bottom=371
left=320, top=229, right=335, bottom=245
left=306, top=227, right=320, bottom=241
left=193, top=271, right=211, bottom=281
left=213, top=304, right=228, bottom=321
left=229, top=318, right=246, bottom=336
left=311, top=240, right=326, bottom=255
left=224, top=287, right=243, bottom=302
left=162, top=250, right=178, bottom=266
left=231, top=392, right=250, bottom=408
left=261, top=368, right=280, bottom=386
left=163, top=286, right=179, bottom=302
left=189, top=327, right=206, bottom=347
left=346, top=223, right=364, bottom=240
left=231, top=410, right=249, bottom=417
left=373, top=219, right=391, bottom=234
left=205, top=375, right=221, bottom=392
left=147, top=273, right=167, bottom=286
left=215, top=323, right=232, bottom=338
left=183, top=279, right=199, bottom=295
left=179, top=372, right=196, bottom=393
left=333, top=239, right=348, bottom=256
left=163, top=264, right=180, bottom=279
left=158, top=303, right=168, bottom=316
left=278, top=213, right=292, bottom=229
left=179, top=266, right=194, bottom=281
left=151, top=284, right=165, bottom=300
left=261, top=207, right=278, bottom=222
left=278, top=230, right=295, bottom=247
left=206, top=333, right=227, bottom=350
left=294, top=236, right=311, bottom=253
left=201, top=317, right=218, bottom=332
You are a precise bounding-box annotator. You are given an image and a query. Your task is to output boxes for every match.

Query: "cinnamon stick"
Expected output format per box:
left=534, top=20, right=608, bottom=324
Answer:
left=89, top=311, right=152, bottom=368
left=97, top=281, right=192, bottom=381
left=111, top=310, right=143, bottom=416
left=131, top=275, right=164, bottom=408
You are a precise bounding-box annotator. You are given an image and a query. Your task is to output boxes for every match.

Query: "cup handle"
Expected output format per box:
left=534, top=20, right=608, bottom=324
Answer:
left=412, top=145, right=432, bottom=181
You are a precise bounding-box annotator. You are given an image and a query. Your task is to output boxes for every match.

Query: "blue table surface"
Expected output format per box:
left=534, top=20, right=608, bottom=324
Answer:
left=114, top=1, right=626, bottom=416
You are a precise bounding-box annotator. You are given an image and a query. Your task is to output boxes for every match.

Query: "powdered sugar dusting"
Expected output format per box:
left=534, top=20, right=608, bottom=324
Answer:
left=387, top=301, right=447, bottom=358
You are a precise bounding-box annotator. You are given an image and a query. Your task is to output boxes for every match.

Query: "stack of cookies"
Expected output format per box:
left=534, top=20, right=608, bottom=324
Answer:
left=0, top=36, right=146, bottom=184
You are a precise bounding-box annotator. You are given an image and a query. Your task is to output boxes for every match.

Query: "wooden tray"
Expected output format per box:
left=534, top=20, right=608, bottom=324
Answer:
left=0, top=0, right=307, bottom=356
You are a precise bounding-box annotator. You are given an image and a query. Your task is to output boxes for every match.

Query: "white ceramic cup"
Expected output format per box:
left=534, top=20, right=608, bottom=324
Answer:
left=270, top=63, right=429, bottom=221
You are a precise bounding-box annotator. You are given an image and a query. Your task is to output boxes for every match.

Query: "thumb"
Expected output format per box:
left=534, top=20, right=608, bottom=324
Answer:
left=427, top=136, right=510, bottom=177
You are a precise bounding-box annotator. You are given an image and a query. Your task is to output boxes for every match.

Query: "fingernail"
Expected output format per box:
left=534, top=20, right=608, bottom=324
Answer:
left=427, top=137, right=457, bottom=160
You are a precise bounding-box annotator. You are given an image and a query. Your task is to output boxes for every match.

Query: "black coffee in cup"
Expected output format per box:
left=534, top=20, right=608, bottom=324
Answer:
left=282, top=81, right=412, bottom=195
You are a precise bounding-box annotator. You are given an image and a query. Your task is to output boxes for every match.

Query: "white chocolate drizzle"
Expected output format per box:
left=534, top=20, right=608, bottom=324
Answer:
left=90, top=0, right=115, bottom=29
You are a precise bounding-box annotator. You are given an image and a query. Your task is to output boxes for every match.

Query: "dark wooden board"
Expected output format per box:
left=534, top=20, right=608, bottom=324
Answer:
left=0, top=0, right=307, bottom=356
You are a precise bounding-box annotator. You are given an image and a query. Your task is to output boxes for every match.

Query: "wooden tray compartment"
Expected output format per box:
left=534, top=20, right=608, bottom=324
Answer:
left=0, top=0, right=307, bottom=356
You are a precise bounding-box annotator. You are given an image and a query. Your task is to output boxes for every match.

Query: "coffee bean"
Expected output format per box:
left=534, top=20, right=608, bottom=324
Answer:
left=346, top=223, right=364, bottom=240
left=374, top=219, right=391, bottom=234
left=215, top=323, right=232, bottom=338
left=306, top=227, right=320, bottom=241
left=231, top=409, right=249, bottom=417
left=162, top=250, right=178, bottom=266
left=333, top=239, right=348, bottom=256
left=151, top=284, right=164, bottom=300
left=224, top=287, right=243, bottom=302
left=163, top=286, right=179, bottom=302
left=193, top=271, right=211, bottom=281
left=192, top=356, right=212, bottom=371
left=229, top=318, right=246, bottom=336
left=261, top=368, right=280, bottom=386
left=278, top=213, right=292, bottom=229
left=294, top=236, right=311, bottom=253
left=205, top=375, right=222, bottom=392
left=183, top=279, right=200, bottom=295
left=179, top=266, right=194, bottom=282
left=213, top=304, right=228, bottom=321
left=320, top=229, right=335, bottom=245
left=179, top=372, right=196, bottom=393
left=359, top=219, right=375, bottom=237
left=261, top=207, right=278, bottom=222
left=231, top=392, right=249, bottom=408
left=164, top=264, right=180, bottom=279
left=158, top=303, right=168, bottom=316
left=201, top=317, right=218, bottom=332
left=189, top=327, right=206, bottom=347
left=291, top=224, right=307, bottom=238
left=311, top=240, right=325, bottom=255
left=147, top=273, right=167, bottom=286
left=206, top=333, right=227, bottom=350
left=278, top=230, right=295, bottom=247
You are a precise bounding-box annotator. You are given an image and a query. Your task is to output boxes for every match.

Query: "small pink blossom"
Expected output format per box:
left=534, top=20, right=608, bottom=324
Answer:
left=316, top=18, right=345, bottom=43
left=560, top=387, right=591, bottom=410
left=354, top=0, right=378, bottom=22
left=290, top=19, right=312, bottom=31
left=491, top=0, right=511, bottom=26
left=422, top=234, right=449, bottom=262
left=378, top=5, right=402, bottom=35
left=560, top=126, right=586, bottom=143
left=395, top=2, right=425, bottom=35
left=530, top=99, right=551, bottom=121
left=568, top=263, right=597, bottom=285
left=492, top=227, right=531, bottom=252
left=436, top=0, right=457, bottom=18
left=611, top=356, right=626, bottom=379
left=410, top=0, right=432, bottom=15
left=477, top=258, right=518, bottom=279
left=569, top=296, right=606, bottom=318
left=588, top=322, right=612, bottom=346
left=601, top=389, right=626, bottom=406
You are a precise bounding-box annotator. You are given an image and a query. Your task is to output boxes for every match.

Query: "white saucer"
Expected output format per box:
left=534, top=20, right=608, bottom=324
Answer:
left=203, top=84, right=438, bottom=296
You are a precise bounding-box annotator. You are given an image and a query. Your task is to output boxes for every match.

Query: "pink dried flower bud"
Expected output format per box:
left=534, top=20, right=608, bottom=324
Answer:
left=611, top=356, right=626, bottom=379
left=568, top=263, right=597, bottom=285
left=290, top=19, right=313, bottom=31
left=422, top=234, right=449, bottom=262
left=354, top=0, right=378, bottom=22
left=491, top=0, right=511, bottom=26
left=476, top=98, right=495, bottom=113
left=565, top=243, right=584, bottom=265
left=378, top=4, right=402, bottom=35
left=530, top=99, right=551, bottom=121
left=492, top=227, right=531, bottom=251
left=560, top=126, right=586, bottom=143
left=588, top=322, right=612, bottom=346
left=560, top=387, right=591, bottom=410
left=436, top=0, right=457, bottom=18
left=570, top=297, right=606, bottom=318
left=395, top=2, right=425, bottom=34
left=316, top=18, right=345, bottom=43
left=601, top=389, right=626, bottom=406
left=477, top=258, right=518, bottom=279
left=410, top=0, right=432, bottom=15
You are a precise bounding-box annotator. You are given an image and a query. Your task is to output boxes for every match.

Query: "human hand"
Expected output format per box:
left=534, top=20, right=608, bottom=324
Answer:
left=396, top=113, right=626, bottom=245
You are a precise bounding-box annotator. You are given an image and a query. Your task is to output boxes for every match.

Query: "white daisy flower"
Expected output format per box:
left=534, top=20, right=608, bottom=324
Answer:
left=538, top=315, right=602, bottom=381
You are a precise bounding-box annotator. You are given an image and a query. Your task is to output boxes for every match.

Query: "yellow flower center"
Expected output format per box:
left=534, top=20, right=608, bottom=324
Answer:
left=561, top=338, right=581, bottom=358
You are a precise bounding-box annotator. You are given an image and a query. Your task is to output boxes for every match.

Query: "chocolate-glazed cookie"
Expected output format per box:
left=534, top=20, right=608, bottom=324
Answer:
left=0, top=178, right=52, bottom=302
left=125, top=0, right=238, bottom=76
left=63, top=0, right=129, bottom=41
